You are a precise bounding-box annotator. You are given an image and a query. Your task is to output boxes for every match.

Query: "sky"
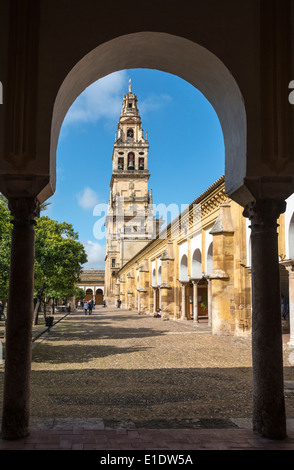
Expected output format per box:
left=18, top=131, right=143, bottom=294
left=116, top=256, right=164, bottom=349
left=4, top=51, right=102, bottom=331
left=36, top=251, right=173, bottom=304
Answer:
left=46, top=69, right=225, bottom=269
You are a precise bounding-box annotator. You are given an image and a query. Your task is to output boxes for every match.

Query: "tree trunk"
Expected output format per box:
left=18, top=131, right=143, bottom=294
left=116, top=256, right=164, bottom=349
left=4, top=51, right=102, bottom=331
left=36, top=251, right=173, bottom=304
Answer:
left=33, top=300, right=40, bottom=325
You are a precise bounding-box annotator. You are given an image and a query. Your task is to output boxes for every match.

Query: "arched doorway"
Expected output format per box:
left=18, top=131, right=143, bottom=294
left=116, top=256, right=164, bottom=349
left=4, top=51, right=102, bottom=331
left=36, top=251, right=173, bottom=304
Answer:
left=95, top=288, right=104, bottom=305
left=85, top=288, right=93, bottom=301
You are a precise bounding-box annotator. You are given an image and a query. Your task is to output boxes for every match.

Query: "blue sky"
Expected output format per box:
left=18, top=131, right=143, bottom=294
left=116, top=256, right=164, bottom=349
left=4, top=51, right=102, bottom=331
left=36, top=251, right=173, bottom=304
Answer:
left=46, top=69, right=224, bottom=269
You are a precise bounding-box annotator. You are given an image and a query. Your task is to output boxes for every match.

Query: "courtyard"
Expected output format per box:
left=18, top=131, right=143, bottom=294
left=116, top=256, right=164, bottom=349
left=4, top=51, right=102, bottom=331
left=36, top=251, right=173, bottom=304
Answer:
left=1, top=307, right=294, bottom=425
left=1, top=307, right=294, bottom=450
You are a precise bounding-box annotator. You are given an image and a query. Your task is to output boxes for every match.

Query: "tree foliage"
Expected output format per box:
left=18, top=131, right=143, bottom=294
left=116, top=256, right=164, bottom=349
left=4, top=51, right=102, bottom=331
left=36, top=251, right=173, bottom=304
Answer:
left=34, top=216, right=87, bottom=302
left=0, top=202, right=87, bottom=308
left=75, top=287, right=85, bottom=301
left=0, top=202, right=13, bottom=300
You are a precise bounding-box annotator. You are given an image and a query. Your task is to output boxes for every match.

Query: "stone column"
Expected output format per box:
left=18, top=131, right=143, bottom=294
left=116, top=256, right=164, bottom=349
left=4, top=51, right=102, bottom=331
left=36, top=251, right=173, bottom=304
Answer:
left=281, top=262, right=294, bottom=348
left=192, top=280, right=199, bottom=323
left=181, top=283, right=187, bottom=320
left=243, top=199, right=286, bottom=440
left=1, top=197, right=39, bottom=440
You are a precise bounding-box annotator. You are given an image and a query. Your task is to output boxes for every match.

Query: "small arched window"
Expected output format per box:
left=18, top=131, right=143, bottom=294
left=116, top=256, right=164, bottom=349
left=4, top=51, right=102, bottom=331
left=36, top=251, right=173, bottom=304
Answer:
left=117, top=157, right=124, bottom=170
left=127, top=128, right=134, bottom=139
left=128, top=152, right=135, bottom=169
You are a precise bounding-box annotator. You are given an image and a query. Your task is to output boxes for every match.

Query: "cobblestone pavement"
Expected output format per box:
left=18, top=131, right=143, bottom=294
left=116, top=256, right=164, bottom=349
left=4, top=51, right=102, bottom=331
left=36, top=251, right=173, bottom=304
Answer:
left=1, top=306, right=294, bottom=450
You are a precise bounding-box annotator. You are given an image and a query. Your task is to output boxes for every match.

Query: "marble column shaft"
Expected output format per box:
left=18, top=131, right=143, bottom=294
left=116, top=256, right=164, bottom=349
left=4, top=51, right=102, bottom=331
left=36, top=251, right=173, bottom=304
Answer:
left=1, top=197, right=39, bottom=440
left=244, top=199, right=286, bottom=440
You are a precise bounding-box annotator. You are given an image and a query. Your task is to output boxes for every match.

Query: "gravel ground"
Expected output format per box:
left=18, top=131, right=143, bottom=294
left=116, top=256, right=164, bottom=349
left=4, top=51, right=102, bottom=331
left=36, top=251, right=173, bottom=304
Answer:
left=1, top=307, right=294, bottom=427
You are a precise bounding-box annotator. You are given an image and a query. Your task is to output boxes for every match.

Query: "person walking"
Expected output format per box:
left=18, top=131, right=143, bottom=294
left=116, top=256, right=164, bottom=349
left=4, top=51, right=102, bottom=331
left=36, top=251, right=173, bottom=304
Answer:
left=83, top=301, right=88, bottom=315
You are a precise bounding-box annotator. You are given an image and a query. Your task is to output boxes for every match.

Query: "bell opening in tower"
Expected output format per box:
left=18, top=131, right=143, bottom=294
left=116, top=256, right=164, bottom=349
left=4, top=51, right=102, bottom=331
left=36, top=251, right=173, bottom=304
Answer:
left=128, top=152, right=135, bottom=170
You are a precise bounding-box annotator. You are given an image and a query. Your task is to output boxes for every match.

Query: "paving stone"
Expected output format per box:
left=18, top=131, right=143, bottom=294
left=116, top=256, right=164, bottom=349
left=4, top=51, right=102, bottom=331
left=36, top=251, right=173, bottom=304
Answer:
left=1, top=308, right=294, bottom=450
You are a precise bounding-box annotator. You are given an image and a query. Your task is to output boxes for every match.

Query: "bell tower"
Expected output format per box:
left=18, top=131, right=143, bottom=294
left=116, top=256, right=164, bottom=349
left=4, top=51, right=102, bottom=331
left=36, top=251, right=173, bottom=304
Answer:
left=104, top=80, right=162, bottom=305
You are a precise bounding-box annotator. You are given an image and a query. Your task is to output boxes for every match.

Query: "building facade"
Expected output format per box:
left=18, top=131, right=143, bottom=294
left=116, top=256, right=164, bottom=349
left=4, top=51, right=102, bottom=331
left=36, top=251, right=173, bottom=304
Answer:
left=112, top=176, right=294, bottom=341
left=104, top=86, right=294, bottom=340
left=77, top=269, right=105, bottom=305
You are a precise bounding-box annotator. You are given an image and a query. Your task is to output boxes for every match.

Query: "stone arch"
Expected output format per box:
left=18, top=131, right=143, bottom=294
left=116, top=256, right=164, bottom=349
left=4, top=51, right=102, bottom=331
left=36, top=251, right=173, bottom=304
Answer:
left=191, top=248, right=202, bottom=279
left=85, top=288, right=93, bottom=301
left=158, top=266, right=162, bottom=285
left=289, top=213, right=294, bottom=260
left=180, top=254, right=188, bottom=282
left=152, top=268, right=156, bottom=286
left=206, top=242, right=213, bottom=276
left=47, top=32, right=247, bottom=204
left=95, top=288, right=104, bottom=305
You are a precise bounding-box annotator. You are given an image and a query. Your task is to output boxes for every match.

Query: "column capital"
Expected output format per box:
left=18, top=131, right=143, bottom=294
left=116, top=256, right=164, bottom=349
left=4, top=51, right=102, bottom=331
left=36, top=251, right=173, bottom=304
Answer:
left=243, top=199, right=286, bottom=230
left=8, top=197, right=39, bottom=227
left=281, top=260, right=294, bottom=277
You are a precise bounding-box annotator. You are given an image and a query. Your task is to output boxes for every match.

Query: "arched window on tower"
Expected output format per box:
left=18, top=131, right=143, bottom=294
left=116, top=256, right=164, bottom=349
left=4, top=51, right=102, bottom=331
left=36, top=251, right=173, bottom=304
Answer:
left=117, top=157, right=124, bottom=171
left=139, top=157, right=144, bottom=170
left=128, top=152, right=135, bottom=170
left=127, top=128, right=134, bottom=139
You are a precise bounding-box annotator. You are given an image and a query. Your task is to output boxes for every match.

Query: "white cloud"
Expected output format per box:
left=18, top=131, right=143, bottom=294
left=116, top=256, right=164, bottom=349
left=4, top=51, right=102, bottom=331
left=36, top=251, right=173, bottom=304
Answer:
left=63, top=70, right=128, bottom=126
left=77, top=187, right=99, bottom=210
left=139, top=93, right=172, bottom=116
left=83, top=241, right=106, bottom=269
left=62, top=71, right=172, bottom=128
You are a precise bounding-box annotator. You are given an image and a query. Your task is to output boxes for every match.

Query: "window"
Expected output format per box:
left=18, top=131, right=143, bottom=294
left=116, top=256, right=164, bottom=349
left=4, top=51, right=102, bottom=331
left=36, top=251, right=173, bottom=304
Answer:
left=139, top=157, right=144, bottom=170
left=127, top=128, right=134, bottom=139
left=117, top=157, right=124, bottom=170
left=128, top=152, right=135, bottom=169
left=111, top=258, right=116, bottom=268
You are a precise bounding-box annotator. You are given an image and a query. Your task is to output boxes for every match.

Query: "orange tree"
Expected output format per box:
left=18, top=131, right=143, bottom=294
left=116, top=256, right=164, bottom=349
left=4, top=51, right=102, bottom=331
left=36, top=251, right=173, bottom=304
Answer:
left=34, top=216, right=87, bottom=321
